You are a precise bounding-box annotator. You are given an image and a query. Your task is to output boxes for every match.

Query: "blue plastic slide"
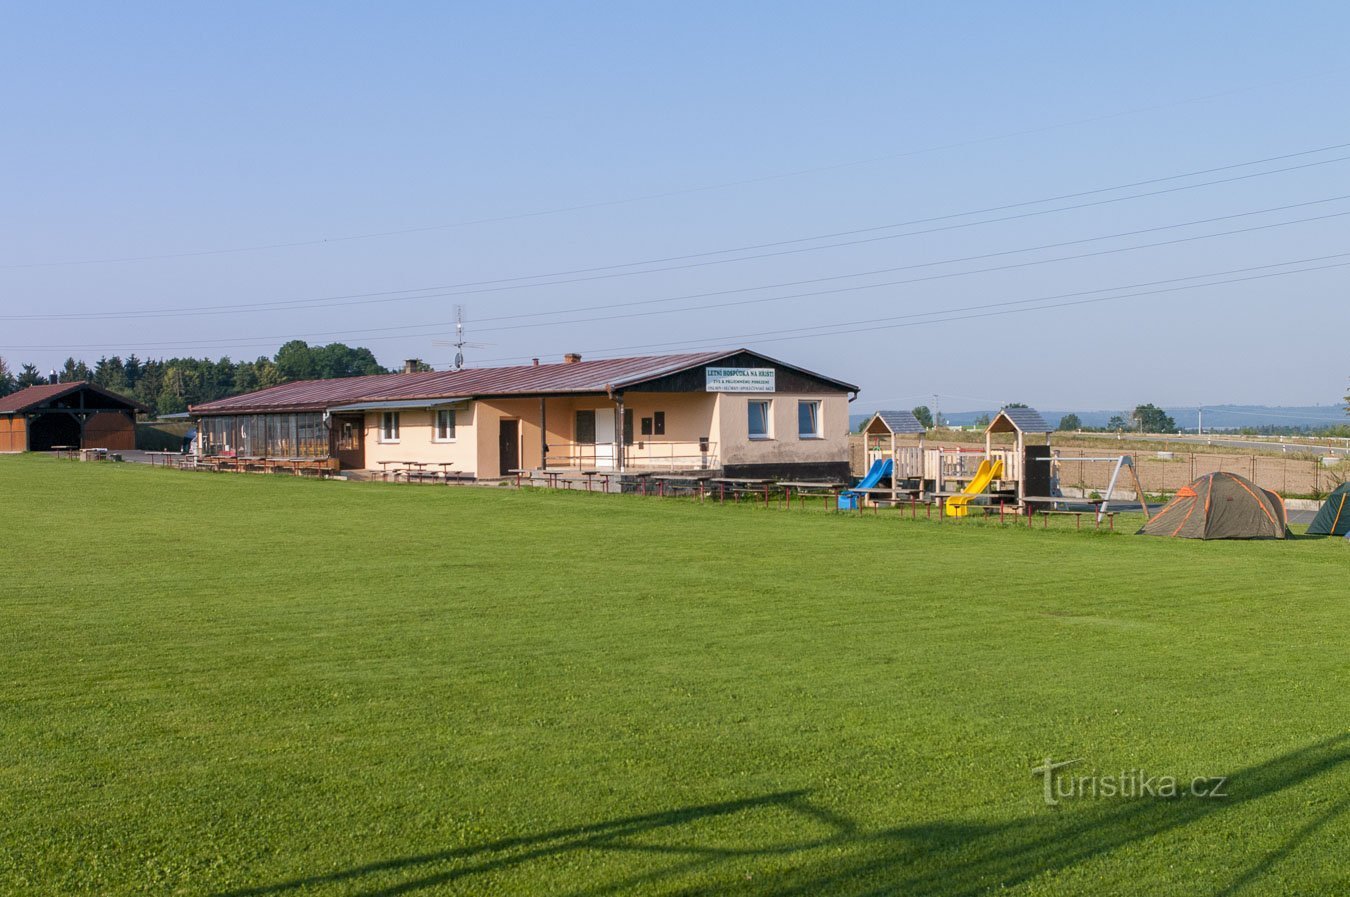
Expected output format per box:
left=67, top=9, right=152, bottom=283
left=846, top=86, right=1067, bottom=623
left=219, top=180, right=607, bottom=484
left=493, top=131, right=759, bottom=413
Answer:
left=839, top=458, right=893, bottom=509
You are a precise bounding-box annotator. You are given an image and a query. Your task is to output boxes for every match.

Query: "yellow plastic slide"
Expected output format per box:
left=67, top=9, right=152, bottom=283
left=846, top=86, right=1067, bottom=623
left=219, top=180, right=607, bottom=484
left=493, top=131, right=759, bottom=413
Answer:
left=944, top=459, right=1005, bottom=517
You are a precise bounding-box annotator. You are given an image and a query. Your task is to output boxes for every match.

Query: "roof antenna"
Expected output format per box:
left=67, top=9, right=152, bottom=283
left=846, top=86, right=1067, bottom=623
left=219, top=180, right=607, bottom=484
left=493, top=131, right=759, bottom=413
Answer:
left=453, top=305, right=466, bottom=370
left=431, top=305, right=492, bottom=369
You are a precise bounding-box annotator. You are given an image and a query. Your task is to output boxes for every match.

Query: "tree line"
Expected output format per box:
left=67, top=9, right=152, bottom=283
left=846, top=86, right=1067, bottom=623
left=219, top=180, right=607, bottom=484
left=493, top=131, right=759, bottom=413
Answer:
left=0, top=341, right=389, bottom=416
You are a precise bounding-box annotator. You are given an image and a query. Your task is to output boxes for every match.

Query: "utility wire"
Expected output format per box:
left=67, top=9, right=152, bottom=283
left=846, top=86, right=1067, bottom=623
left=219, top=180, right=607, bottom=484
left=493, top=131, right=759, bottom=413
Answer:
left=5, top=69, right=1341, bottom=270
left=461, top=258, right=1350, bottom=365
left=8, top=246, right=1343, bottom=355
left=6, top=195, right=1343, bottom=351
left=6, top=144, right=1349, bottom=322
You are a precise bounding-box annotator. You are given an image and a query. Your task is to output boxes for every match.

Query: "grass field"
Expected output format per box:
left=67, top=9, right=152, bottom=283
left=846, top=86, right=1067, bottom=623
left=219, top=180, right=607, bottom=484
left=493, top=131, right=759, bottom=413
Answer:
left=3, top=455, right=1348, bottom=896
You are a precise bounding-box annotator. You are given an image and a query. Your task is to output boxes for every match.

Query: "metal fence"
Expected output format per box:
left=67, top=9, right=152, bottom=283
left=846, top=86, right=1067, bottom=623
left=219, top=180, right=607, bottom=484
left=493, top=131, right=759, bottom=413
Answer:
left=1054, top=448, right=1349, bottom=498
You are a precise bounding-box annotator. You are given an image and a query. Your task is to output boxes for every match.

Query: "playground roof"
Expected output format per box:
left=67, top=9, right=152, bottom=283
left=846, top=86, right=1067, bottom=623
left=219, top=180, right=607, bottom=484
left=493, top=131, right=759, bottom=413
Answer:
left=866, top=410, right=926, bottom=435
left=988, top=406, right=1051, bottom=434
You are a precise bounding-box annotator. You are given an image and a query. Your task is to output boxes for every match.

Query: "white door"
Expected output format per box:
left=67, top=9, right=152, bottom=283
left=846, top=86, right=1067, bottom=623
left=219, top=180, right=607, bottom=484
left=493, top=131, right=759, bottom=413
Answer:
left=593, top=408, right=615, bottom=467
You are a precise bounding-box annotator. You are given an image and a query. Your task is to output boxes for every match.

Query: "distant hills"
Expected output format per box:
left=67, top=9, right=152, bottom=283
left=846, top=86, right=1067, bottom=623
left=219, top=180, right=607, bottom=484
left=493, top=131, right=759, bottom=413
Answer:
left=851, top=404, right=1348, bottom=432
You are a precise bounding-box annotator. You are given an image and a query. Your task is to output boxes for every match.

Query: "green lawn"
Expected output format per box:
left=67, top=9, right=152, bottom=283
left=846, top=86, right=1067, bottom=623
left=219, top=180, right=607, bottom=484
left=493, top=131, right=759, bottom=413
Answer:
left=2, top=455, right=1347, bottom=896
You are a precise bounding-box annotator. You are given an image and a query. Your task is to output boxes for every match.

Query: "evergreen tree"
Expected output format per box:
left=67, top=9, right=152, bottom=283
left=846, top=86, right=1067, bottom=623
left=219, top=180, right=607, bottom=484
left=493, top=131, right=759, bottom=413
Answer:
left=59, top=357, right=92, bottom=382
left=17, top=364, right=42, bottom=388
left=0, top=357, right=14, bottom=396
left=94, top=356, right=129, bottom=392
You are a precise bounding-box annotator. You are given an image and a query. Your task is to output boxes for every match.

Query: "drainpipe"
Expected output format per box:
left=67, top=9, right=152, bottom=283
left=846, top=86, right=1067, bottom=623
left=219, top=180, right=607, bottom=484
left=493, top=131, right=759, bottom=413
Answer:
left=539, top=397, right=548, bottom=470
left=606, top=384, right=624, bottom=473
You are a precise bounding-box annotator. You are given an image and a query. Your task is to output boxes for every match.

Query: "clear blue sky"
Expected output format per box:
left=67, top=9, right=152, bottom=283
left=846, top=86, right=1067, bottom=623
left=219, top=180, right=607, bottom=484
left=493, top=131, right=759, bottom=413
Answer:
left=2, top=2, right=1346, bottom=411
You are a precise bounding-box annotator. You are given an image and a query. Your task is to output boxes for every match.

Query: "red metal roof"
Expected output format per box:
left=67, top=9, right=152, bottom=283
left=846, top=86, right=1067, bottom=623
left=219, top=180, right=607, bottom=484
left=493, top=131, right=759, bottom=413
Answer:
left=188, top=372, right=436, bottom=414
left=0, top=381, right=148, bottom=414
left=190, top=349, right=858, bottom=415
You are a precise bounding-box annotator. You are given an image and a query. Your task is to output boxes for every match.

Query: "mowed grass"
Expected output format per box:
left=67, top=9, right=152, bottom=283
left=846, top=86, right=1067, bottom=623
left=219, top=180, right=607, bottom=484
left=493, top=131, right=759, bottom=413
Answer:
left=2, top=455, right=1347, bottom=896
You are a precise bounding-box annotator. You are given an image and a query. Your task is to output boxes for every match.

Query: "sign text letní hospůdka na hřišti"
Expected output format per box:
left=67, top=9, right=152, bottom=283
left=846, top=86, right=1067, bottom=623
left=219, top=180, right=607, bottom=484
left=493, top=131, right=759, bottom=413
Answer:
left=705, top=368, right=775, bottom=393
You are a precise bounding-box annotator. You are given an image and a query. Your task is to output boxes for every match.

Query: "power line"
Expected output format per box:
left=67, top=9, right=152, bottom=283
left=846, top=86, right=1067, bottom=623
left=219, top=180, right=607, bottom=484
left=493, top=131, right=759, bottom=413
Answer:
left=8, top=246, right=1343, bottom=356
left=5, top=70, right=1341, bottom=270
left=6, top=204, right=1347, bottom=353
left=6, top=143, right=1350, bottom=322
left=460, top=257, right=1350, bottom=365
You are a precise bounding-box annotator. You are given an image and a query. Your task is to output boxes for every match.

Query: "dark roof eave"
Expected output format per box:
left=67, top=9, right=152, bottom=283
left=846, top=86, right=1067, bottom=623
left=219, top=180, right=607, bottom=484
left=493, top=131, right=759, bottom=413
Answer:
left=611, top=347, right=860, bottom=393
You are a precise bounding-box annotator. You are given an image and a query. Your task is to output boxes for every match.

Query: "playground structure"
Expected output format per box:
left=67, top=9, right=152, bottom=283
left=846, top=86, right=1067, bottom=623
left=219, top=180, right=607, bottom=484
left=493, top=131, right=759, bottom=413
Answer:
left=856, top=406, right=1152, bottom=522
left=944, top=458, right=1004, bottom=517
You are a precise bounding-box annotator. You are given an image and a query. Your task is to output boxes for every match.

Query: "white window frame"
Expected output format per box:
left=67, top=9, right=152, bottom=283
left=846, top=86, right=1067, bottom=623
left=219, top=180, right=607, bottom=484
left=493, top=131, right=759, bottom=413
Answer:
left=747, top=399, right=773, bottom=440
left=433, top=408, right=457, bottom=442
left=379, top=411, right=400, bottom=443
left=797, top=400, right=823, bottom=439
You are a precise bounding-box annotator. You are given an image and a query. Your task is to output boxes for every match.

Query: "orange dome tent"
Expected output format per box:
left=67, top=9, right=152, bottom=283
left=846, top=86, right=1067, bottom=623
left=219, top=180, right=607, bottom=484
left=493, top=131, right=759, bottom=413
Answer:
left=1138, top=472, right=1287, bottom=540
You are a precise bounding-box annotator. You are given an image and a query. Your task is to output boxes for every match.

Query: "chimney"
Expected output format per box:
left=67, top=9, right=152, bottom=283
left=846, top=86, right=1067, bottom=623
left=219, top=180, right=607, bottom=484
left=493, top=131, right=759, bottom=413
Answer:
left=403, top=359, right=422, bottom=374
left=48, top=370, right=58, bottom=384
left=563, top=353, right=582, bottom=365
left=531, top=358, right=540, bottom=366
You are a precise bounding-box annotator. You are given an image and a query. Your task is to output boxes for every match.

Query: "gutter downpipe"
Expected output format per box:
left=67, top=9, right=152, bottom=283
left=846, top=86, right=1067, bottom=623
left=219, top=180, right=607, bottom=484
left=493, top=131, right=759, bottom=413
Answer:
left=539, top=397, right=547, bottom=470
left=606, top=384, right=625, bottom=474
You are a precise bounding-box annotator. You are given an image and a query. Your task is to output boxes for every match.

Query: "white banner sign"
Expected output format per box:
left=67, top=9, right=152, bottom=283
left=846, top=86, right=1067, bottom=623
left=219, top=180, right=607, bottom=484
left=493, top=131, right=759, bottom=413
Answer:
left=705, top=367, right=776, bottom=393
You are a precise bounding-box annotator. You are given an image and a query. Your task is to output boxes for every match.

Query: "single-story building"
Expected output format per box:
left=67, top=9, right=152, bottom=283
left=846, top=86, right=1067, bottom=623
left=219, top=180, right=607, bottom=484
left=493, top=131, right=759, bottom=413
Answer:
left=0, top=381, right=148, bottom=452
left=189, top=349, right=859, bottom=480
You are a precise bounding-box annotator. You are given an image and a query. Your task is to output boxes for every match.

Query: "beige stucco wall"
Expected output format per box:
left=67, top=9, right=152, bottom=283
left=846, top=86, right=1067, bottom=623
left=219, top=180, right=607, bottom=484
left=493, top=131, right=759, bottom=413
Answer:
left=363, top=404, right=479, bottom=474
left=715, top=392, right=851, bottom=467
left=355, top=389, right=849, bottom=475
left=475, top=398, right=548, bottom=477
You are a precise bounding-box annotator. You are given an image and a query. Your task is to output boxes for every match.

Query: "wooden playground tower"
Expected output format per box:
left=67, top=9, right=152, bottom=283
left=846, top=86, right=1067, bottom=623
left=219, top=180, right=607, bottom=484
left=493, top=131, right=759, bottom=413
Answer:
left=860, top=406, right=1150, bottom=521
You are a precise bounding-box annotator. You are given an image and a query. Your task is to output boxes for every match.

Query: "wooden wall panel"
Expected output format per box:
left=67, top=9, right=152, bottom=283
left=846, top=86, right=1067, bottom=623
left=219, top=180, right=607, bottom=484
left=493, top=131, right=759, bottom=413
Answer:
left=83, top=413, right=136, bottom=450
left=0, top=417, right=25, bottom=452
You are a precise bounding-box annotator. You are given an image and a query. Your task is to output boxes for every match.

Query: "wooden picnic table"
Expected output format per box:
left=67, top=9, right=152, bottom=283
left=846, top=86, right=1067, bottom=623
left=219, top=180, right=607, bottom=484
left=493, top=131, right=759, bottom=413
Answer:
left=143, top=450, right=181, bottom=467
left=510, top=468, right=564, bottom=488
left=50, top=445, right=78, bottom=459
left=377, top=459, right=410, bottom=481
left=777, top=481, right=844, bottom=510
left=709, top=477, right=773, bottom=504
left=432, top=462, right=466, bottom=484
left=844, top=486, right=932, bottom=517
left=399, top=460, right=433, bottom=482
left=647, top=473, right=712, bottom=498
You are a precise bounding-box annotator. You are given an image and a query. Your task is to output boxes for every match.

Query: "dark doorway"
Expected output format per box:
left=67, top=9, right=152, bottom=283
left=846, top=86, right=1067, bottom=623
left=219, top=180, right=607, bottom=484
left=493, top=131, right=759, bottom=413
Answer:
left=1024, top=444, right=1053, bottom=513
left=28, top=413, right=81, bottom=451
left=330, top=415, right=365, bottom=469
left=499, top=419, right=520, bottom=476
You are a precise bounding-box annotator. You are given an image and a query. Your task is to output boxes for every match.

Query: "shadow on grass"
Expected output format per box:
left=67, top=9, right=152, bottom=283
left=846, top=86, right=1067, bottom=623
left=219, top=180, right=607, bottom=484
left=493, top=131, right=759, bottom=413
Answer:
left=217, top=735, right=1350, bottom=897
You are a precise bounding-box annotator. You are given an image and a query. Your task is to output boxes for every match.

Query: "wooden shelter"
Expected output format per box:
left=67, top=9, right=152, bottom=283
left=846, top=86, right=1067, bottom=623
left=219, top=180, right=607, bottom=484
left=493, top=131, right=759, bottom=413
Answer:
left=983, top=407, right=1052, bottom=508
left=861, top=410, right=926, bottom=497
left=0, top=382, right=147, bottom=452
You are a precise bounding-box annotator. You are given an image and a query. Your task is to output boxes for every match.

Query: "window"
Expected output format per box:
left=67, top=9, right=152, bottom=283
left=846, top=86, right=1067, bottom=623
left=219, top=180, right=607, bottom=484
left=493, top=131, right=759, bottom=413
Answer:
left=640, top=416, right=653, bottom=436
left=434, top=409, right=456, bottom=441
left=653, top=411, right=665, bottom=436
left=336, top=419, right=361, bottom=452
left=575, top=410, right=596, bottom=444
left=798, top=400, right=822, bottom=438
left=380, top=411, right=400, bottom=443
left=748, top=400, right=771, bottom=439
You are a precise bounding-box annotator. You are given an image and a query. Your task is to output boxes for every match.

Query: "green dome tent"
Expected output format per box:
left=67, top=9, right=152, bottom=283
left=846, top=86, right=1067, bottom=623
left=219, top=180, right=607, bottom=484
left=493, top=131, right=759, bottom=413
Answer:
left=1307, top=482, right=1350, bottom=537
left=1138, top=472, right=1288, bottom=540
